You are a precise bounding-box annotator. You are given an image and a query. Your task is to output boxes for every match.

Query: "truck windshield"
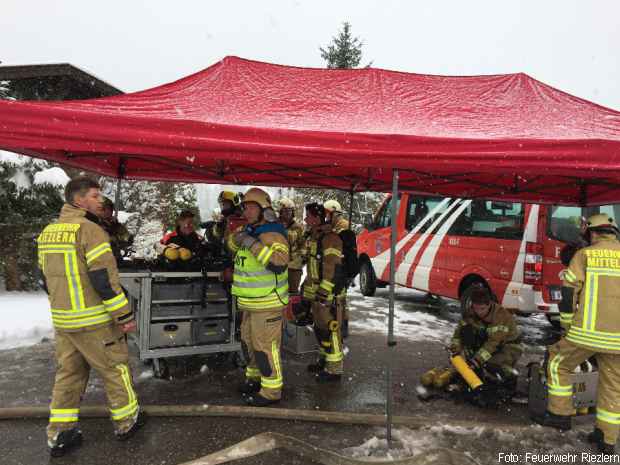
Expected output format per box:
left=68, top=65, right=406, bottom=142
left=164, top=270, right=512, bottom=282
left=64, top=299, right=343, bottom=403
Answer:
left=547, top=204, right=620, bottom=243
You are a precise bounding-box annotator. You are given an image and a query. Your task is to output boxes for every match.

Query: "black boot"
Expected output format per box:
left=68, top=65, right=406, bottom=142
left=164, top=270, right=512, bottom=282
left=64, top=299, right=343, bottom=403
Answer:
left=587, top=428, right=616, bottom=454
left=316, top=370, right=342, bottom=383
left=245, top=394, right=280, bottom=407
left=238, top=380, right=261, bottom=396
left=530, top=410, right=571, bottom=431
left=116, top=411, right=147, bottom=442
left=49, top=428, right=83, bottom=458
left=307, top=358, right=326, bottom=374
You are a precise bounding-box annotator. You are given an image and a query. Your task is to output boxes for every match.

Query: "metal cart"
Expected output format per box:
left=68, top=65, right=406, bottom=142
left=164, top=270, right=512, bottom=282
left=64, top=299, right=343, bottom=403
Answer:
left=120, top=270, right=241, bottom=378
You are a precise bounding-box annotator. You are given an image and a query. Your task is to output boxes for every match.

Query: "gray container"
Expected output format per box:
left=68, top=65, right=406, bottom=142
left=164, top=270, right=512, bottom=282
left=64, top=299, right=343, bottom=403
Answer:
left=193, top=319, right=230, bottom=344
left=282, top=320, right=317, bottom=354
left=149, top=321, right=193, bottom=349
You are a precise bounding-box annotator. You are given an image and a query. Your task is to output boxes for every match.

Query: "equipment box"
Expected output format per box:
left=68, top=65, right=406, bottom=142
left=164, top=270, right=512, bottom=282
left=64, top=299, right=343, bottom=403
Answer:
left=149, top=321, right=193, bottom=349
left=193, top=319, right=230, bottom=344
left=282, top=320, right=317, bottom=355
left=151, top=280, right=203, bottom=301
left=203, top=280, right=228, bottom=301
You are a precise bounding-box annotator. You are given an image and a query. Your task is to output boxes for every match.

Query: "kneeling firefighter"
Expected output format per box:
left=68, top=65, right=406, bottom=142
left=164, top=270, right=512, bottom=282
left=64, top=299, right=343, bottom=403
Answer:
left=422, top=286, right=522, bottom=406
left=228, top=188, right=289, bottom=407
left=299, top=202, right=346, bottom=382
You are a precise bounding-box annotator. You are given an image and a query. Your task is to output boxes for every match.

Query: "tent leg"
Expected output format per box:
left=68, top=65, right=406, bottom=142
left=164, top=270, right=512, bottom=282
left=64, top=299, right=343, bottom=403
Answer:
left=386, top=168, right=398, bottom=445
left=348, top=188, right=355, bottom=225
left=114, top=157, right=126, bottom=219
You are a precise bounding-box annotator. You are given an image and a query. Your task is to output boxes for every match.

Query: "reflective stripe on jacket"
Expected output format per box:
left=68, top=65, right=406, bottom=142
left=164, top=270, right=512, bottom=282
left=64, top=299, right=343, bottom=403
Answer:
left=37, top=204, right=131, bottom=331
left=563, top=235, right=620, bottom=352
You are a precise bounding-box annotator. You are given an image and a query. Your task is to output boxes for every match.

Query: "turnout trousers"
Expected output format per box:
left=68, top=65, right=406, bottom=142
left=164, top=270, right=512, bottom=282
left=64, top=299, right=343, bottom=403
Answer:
left=48, top=324, right=139, bottom=441
left=240, top=308, right=284, bottom=400
left=547, top=338, right=620, bottom=445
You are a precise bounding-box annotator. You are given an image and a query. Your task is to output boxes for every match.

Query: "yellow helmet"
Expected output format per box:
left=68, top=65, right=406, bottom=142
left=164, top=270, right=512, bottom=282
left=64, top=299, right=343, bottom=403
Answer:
left=586, top=213, right=618, bottom=231
left=323, top=199, right=342, bottom=213
left=164, top=247, right=179, bottom=261
left=179, top=248, right=193, bottom=261
left=243, top=188, right=271, bottom=209
left=278, top=197, right=295, bottom=210
left=218, top=190, right=241, bottom=206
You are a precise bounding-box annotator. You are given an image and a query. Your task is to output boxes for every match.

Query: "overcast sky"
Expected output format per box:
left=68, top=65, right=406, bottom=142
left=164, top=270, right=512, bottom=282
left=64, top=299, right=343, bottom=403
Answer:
left=2, top=1, right=619, bottom=109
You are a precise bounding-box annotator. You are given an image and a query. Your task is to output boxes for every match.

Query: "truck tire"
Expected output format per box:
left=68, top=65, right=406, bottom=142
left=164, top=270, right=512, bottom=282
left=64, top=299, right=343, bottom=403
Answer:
left=359, top=260, right=377, bottom=297
left=545, top=313, right=562, bottom=330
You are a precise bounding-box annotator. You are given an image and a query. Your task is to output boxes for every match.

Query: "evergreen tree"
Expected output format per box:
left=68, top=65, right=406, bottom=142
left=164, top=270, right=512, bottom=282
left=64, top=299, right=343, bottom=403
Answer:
left=0, top=154, right=65, bottom=290
left=320, top=22, right=363, bottom=69
left=295, top=22, right=383, bottom=230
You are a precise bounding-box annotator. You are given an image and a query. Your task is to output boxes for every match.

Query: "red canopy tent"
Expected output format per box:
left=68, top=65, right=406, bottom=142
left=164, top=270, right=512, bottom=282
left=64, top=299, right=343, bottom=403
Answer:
left=1, top=56, right=620, bottom=205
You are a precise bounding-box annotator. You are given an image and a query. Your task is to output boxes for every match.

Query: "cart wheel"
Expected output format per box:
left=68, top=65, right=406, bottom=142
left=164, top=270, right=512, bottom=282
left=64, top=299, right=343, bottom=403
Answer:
left=205, top=353, right=231, bottom=370
left=152, top=358, right=169, bottom=379
left=232, top=350, right=247, bottom=369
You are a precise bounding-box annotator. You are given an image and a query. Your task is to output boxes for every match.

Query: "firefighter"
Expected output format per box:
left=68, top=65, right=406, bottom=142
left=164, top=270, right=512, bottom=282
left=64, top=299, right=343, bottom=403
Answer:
left=323, top=199, right=351, bottom=337
left=37, top=176, right=145, bottom=457
left=228, top=188, right=289, bottom=406
left=278, top=197, right=305, bottom=294
left=204, top=191, right=245, bottom=247
left=99, top=197, right=133, bottom=264
left=532, top=214, right=620, bottom=455
left=449, top=286, right=522, bottom=395
left=159, top=210, right=203, bottom=262
left=302, top=202, right=345, bottom=382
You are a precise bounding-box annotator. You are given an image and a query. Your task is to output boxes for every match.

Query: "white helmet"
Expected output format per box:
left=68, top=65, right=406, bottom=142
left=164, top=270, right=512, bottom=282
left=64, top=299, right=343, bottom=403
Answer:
left=323, top=199, right=342, bottom=213
left=278, top=197, right=295, bottom=210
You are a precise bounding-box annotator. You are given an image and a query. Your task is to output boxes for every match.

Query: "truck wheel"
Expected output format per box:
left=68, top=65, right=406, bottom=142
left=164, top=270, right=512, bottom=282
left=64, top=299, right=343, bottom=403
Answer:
left=359, top=260, right=377, bottom=297
left=545, top=314, right=562, bottom=330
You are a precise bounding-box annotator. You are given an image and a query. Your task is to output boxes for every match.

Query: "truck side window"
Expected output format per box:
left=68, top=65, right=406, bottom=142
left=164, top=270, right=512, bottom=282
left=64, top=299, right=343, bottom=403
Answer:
left=448, top=200, right=524, bottom=239
left=375, top=195, right=400, bottom=229
left=411, top=196, right=446, bottom=233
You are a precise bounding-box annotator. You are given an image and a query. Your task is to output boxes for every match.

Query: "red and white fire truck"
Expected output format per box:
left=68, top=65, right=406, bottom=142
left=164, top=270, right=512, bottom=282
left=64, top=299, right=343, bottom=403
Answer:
left=356, top=194, right=620, bottom=327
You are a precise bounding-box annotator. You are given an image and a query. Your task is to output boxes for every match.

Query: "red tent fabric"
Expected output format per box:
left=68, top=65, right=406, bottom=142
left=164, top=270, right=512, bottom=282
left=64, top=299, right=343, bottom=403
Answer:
left=1, top=56, right=620, bottom=205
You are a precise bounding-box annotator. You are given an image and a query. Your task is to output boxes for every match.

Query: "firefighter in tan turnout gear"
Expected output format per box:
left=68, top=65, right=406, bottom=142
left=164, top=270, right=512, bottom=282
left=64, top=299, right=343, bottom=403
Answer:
left=533, top=213, right=620, bottom=454
left=228, top=188, right=289, bottom=406
left=278, top=197, right=305, bottom=294
left=37, top=176, right=145, bottom=458
left=324, top=199, right=351, bottom=337
left=302, top=202, right=346, bottom=382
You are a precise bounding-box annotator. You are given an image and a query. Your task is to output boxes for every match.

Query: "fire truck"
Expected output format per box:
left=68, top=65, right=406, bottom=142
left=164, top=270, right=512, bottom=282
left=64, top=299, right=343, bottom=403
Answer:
left=357, top=194, right=620, bottom=327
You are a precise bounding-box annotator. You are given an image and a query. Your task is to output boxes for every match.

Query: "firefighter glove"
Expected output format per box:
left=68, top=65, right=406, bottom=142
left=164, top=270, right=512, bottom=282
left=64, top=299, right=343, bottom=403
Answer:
left=469, top=357, right=483, bottom=371
left=316, top=287, right=333, bottom=305
left=234, top=231, right=258, bottom=249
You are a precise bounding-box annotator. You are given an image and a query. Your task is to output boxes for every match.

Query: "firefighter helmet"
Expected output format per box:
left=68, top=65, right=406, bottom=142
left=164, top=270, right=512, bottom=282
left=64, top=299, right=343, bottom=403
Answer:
left=323, top=199, right=342, bottom=213
left=305, top=202, right=325, bottom=219
left=278, top=197, right=295, bottom=211
left=243, top=188, right=271, bottom=209
left=218, top=190, right=241, bottom=207
left=586, top=213, right=619, bottom=232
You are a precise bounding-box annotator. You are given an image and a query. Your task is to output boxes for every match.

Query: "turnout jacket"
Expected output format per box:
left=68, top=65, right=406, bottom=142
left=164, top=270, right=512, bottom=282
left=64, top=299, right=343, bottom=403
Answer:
left=284, top=220, right=305, bottom=271
left=37, top=204, right=132, bottom=332
left=303, top=223, right=344, bottom=302
left=451, top=302, right=521, bottom=364
left=562, top=234, right=620, bottom=353
left=228, top=221, right=289, bottom=312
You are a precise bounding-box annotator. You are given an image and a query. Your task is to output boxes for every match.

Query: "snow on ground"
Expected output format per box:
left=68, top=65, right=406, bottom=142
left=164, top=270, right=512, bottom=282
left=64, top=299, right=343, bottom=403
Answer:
left=0, top=292, right=53, bottom=350
left=348, top=285, right=458, bottom=345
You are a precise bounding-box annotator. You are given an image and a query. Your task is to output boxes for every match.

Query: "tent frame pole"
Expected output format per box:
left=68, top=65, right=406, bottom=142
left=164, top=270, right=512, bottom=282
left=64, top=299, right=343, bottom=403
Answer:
left=113, top=157, right=126, bottom=220
left=386, top=168, right=398, bottom=445
left=348, top=187, right=355, bottom=225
